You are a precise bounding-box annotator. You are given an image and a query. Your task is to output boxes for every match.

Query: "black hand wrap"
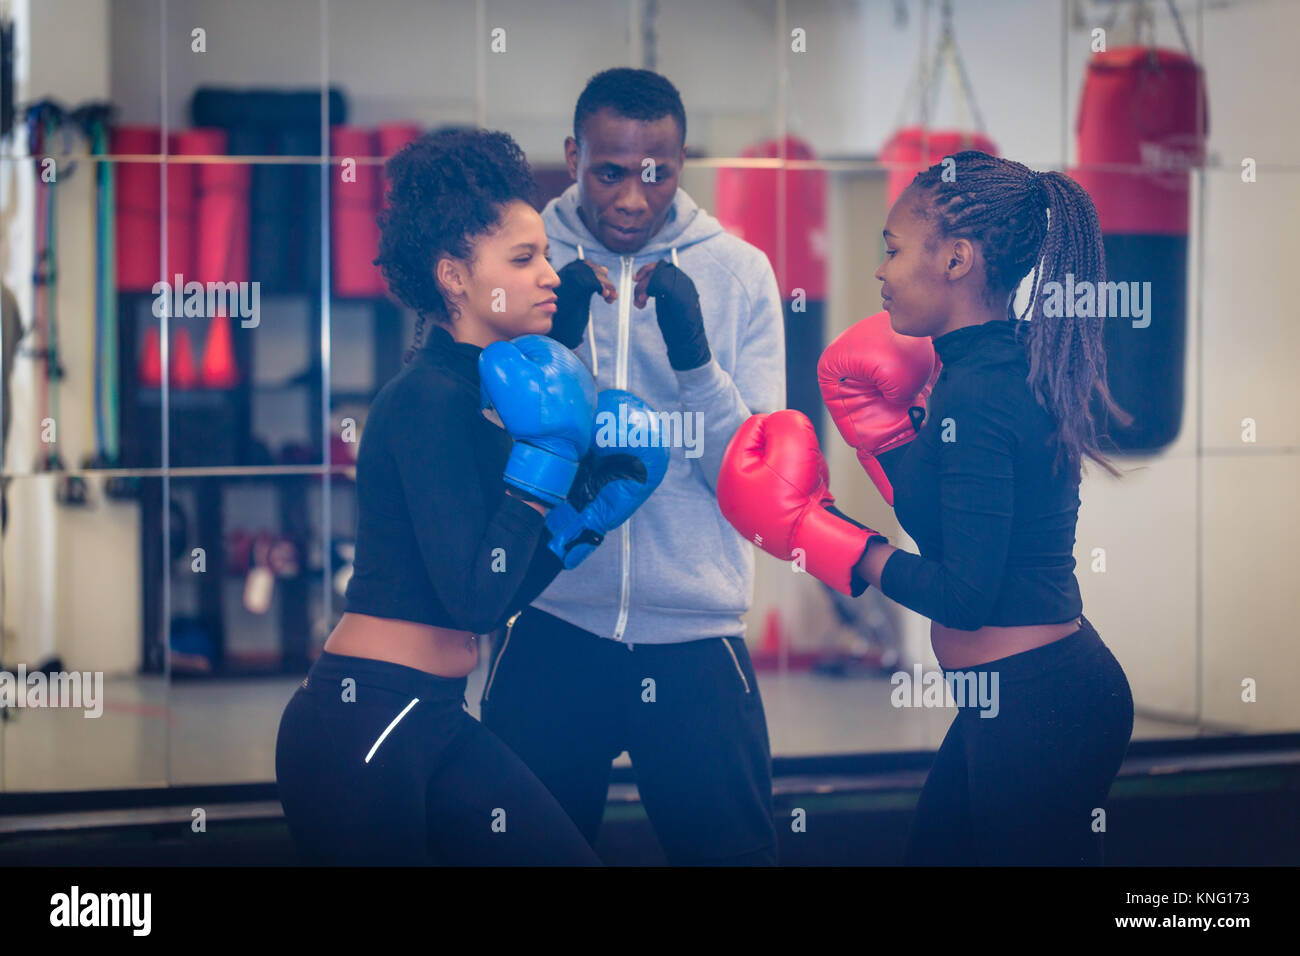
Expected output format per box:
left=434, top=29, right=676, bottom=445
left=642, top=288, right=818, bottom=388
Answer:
left=646, top=261, right=711, bottom=371
left=908, top=406, right=927, bottom=433
left=825, top=504, right=888, bottom=597
left=567, top=451, right=650, bottom=511
left=552, top=452, right=651, bottom=556
left=548, top=259, right=604, bottom=350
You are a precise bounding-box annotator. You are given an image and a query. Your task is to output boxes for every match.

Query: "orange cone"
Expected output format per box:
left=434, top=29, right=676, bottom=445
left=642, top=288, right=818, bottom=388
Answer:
left=139, top=326, right=162, bottom=387
left=170, top=327, right=199, bottom=389
left=200, top=313, right=239, bottom=388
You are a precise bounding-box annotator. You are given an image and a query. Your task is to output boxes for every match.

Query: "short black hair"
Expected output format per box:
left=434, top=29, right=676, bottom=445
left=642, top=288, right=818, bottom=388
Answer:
left=573, top=68, right=686, bottom=149
left=375, top=128, right=537, bottom=361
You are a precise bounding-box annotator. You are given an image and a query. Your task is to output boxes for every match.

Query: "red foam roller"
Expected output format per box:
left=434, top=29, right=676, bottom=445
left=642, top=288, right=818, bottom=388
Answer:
left=167, top=130, right=217, bottom=282
left=189, top=128, right=250, bottom=286
left=377, top=123, right=421, bottom=158
left=113, top=126, right=162, bottom=292
left=112, top=127, right=199, bottom=291
left=376, top=123, right=422, bottom=211
left=331, top=126, right=384, bottom=298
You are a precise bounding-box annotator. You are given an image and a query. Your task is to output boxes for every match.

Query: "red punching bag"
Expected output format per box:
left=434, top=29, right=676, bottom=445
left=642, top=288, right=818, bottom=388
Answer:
left=714, top=135, right=828, bottom=443
left=1070, top=46, right=1207, bottom=452
left=880, top=127, right=999, bottom=207
left=714, top=135, right=827, bottom=301
left=881, top=3, right=997, bottom=208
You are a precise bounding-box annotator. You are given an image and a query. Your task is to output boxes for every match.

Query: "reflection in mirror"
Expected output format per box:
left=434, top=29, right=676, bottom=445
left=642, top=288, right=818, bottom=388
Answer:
left=0, top=0, right=1295, bottom=830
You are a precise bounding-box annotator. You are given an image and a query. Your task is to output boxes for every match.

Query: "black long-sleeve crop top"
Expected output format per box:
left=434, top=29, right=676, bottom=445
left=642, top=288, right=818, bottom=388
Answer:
left=877, top=317, right=1085, bottom=631
left=344, top=323, right=564, bottom=634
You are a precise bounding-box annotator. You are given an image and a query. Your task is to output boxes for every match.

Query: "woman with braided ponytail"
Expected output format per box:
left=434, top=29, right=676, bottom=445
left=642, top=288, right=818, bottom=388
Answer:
left=717, top=148, right=1135, bottom=865
left=831, top=150, right=1135, bottom=864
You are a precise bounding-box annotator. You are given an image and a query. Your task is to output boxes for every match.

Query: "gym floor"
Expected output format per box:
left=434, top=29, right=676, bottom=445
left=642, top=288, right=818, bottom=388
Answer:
left=0, top=659, right=1210, bottom=792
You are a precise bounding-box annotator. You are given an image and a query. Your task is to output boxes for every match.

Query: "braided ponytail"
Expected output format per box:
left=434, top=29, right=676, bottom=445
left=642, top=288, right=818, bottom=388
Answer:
left=909, top=150, right=1133, bottom=479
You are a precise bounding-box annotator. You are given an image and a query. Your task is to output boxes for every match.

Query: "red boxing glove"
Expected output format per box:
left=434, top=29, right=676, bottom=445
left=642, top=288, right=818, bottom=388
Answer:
left=718, top=410, right=885, bottom=597
left=818, top=311, right=939, bottom=506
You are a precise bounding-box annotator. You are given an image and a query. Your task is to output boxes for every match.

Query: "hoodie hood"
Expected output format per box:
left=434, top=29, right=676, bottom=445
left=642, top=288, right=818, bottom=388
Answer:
left=542, top=183, right=725, bottom=262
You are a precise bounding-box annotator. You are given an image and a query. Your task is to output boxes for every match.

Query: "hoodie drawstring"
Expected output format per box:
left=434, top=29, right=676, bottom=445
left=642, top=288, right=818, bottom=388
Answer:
left=575, top=243, right=597, bottom=379
left=572, top=243, right=679, bottom=382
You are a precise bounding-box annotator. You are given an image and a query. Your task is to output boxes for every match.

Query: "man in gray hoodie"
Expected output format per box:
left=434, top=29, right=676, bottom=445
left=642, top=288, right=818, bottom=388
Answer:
left=479, top=68, right=786, bottom=865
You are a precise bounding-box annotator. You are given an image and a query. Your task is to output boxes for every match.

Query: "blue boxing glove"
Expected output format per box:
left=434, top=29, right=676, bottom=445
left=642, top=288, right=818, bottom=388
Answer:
left=545, top=389, right=670, bottom=568
left=479, top=335, right=597, bottom=507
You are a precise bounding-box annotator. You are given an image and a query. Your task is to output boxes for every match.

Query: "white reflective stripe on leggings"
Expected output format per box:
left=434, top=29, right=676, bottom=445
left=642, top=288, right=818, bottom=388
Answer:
left=364, top=697, right=420, bottom=764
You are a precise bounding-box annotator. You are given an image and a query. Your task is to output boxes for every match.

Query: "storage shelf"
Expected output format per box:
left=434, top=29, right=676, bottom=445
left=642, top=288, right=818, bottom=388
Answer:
left=123, top=289, right=400, bottom=676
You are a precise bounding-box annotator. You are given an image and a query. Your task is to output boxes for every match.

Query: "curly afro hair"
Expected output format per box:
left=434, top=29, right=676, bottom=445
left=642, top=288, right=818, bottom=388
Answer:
left=374, top=127, right=538, bottom=361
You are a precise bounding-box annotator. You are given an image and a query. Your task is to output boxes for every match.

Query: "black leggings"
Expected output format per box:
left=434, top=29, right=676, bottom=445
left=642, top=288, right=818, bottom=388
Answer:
left=275, top=650, right=600, bottom=866
left=480, top=607, right=778, bottom=865
left=903, top=615, right=1134, bottom=865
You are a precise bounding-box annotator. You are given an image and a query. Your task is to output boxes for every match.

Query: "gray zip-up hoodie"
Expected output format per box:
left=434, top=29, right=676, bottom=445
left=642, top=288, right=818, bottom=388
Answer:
left=532, top=184, right=786, bottom=644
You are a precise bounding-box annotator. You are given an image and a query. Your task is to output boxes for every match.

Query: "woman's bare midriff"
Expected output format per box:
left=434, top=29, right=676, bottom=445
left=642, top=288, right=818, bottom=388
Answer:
left=931, top=617, right=1082, bottom=671
left=322, top=612, right=480, bottom=678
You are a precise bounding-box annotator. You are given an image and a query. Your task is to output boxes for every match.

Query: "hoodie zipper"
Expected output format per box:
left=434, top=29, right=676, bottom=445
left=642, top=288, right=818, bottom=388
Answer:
left=612, top=254, right=635, bottom=643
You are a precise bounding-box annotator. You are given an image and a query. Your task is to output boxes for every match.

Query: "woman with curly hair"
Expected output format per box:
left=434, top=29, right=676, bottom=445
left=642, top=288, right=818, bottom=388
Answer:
left=275, top=128, right=659, bottom=865
left=720, top=150, right=1135, bottom=864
